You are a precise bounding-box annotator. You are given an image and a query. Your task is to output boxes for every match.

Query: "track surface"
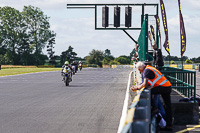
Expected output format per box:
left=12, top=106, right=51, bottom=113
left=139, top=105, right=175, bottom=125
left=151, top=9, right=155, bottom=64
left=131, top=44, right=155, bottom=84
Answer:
left=0, top=68, right=131, bottom=133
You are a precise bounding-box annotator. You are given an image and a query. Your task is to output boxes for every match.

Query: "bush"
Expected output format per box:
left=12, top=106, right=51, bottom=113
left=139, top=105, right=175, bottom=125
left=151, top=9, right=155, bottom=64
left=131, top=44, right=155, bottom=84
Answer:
left=114, top=56, right=130, bottom=64
left=102, top=56, right=114, bottom=65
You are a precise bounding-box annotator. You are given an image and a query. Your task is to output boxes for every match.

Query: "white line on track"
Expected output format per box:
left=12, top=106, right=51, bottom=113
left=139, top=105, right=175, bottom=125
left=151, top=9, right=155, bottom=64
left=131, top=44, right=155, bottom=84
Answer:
left=117, top=71, right=133, bottom=133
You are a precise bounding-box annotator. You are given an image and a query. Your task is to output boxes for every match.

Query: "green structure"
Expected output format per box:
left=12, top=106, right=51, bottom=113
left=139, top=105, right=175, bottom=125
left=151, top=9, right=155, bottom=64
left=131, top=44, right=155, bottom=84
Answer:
left=137, top=14, right=148, bottom=61
left=160, top=67, right=196, bottom=102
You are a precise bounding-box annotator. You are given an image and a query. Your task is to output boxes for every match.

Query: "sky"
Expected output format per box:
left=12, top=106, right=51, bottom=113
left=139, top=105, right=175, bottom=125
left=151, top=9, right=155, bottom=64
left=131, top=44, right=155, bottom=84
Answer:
left=0, top=0, right=200, bottom=59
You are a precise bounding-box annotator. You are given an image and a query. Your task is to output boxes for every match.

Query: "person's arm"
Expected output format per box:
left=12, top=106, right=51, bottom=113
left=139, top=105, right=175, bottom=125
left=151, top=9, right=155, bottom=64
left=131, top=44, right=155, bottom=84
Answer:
left=130, top=78, right=148, bottom=91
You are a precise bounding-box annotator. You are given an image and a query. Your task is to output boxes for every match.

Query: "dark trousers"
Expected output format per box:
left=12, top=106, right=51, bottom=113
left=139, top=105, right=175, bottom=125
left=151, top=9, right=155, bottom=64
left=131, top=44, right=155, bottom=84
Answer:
left=151, top=86, right=172, bottom=127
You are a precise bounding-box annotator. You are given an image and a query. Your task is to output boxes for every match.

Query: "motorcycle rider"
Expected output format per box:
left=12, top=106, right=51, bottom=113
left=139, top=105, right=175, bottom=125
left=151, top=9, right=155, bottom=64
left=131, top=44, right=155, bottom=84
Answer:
left=61, top=61, right=72, bottom=81
left=79, top=61, right=82, bottom=71
left=71, top=61, right=78, bottom=73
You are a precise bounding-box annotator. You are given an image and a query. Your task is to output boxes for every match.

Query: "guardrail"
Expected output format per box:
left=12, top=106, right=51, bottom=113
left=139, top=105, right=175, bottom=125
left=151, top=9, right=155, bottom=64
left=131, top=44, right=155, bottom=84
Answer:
left=160, top=67, right=196, bottom=102
left=121, top=88, right=151, bottom=133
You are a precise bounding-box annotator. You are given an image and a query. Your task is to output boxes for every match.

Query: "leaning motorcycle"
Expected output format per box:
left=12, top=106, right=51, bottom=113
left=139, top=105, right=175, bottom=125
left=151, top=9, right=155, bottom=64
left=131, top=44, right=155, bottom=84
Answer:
left=62, top=67, right=72, bottom=86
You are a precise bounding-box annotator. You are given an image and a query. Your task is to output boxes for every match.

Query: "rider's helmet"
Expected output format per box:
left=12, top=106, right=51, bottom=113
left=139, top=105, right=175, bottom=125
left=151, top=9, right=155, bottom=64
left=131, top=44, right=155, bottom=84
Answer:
left=64, top=61, right=69, bottom=65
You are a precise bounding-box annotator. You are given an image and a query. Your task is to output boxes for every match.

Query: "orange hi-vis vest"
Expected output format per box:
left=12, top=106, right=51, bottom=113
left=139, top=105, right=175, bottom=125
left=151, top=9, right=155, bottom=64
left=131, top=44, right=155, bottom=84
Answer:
left=144, top=65, right=172, bottom=88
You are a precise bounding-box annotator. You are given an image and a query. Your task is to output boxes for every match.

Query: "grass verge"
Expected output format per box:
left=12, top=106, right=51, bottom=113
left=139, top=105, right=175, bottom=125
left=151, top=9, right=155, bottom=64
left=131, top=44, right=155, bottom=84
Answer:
left=0, top=68, right=61, bottom=77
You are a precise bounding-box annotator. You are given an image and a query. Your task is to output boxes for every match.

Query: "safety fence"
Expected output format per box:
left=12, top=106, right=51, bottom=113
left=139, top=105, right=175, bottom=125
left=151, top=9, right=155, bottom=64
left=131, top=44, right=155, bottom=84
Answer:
left=121, top=88, right=151, bottom=133
left=160, top=67, right=196, bottom=101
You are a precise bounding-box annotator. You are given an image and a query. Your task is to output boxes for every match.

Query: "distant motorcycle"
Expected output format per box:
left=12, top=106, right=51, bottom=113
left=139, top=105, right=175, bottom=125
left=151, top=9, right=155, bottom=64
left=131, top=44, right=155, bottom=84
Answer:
left=62, top=66, right=72, bottom=86
left=75, top=63, right=78, bottom=73
left=72, top=65, right=76, bottom=75
left=79, top=63, right=82, bottom=71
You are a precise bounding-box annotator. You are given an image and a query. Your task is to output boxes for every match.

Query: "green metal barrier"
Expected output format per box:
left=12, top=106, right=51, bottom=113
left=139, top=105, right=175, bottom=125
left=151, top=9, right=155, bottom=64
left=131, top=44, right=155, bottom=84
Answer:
left=137, top=14, right=148, bottom=61
left=159, top=67, right=196, bottom=102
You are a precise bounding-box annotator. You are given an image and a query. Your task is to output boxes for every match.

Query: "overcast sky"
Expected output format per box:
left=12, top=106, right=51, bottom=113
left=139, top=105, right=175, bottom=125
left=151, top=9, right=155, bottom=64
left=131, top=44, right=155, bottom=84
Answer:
left=0, top=0, right=199, bottom=58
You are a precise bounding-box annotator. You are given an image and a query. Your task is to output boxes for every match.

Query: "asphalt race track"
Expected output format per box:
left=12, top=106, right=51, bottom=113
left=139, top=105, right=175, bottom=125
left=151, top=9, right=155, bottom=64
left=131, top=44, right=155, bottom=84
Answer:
left=0, top=68, right=131, bottom=133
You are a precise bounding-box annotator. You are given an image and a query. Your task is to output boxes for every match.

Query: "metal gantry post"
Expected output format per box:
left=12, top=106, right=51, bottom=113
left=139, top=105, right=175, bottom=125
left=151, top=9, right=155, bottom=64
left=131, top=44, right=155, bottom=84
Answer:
left=194, top=71, right=196, bottom=103
left=141, top=4, right=144, bottom=27
left=145, top=14, right=149, bottom=61
left=95, top=5, right=97, bottom=29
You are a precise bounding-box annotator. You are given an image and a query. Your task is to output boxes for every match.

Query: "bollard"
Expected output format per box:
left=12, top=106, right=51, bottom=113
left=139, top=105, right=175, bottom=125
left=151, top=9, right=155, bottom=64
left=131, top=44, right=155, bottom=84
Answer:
left=134, top=107, right=149, bottom=120
left=130, top=120, right=149, bottom=133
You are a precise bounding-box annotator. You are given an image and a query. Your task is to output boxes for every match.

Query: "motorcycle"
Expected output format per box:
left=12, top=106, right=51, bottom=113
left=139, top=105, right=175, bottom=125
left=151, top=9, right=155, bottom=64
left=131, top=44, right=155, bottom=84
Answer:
left=75, top=64, right=78, bottom=73
left=72, top=65, right=76, bottom=75
left=62, top=67, right=72, bottom=86
left=79, top=64, right=82, bottom=71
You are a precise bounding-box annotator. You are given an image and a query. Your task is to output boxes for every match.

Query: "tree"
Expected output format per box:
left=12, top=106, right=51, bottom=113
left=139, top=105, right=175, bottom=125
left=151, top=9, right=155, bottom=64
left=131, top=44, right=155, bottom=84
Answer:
left=22, top=5, right=56, bottom=65
left=0, top=51, right=12, bottom=65
left=163, top=55, right=188, bottom=62
left=102, top=49, right=114, bottom=65
left=60, top=46, right=77, bottom=64
left=0, top=6, right=56, bottom=65
left=0, top=6, right=25, bottom=64
left=85, top=49, right=104, bottom=67
left=104, top=49, right=111, bottom=57
left=102, top=56, right=113, bottom=65
left=182, top=56, right=188, bottom=61
left=47, top=37, right=56, bottom=65
left=0, top=46, right=8, bottom=64
left=193, top=56, right=200, bottom=63
left=190, top=57, right=196, bottom=62
left=114, top=55, right=130, bottom=64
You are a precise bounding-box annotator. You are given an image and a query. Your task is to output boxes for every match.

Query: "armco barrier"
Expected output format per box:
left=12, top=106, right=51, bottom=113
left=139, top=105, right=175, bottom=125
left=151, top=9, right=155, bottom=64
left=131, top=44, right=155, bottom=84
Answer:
left=121, top=88, right=151, bottom=133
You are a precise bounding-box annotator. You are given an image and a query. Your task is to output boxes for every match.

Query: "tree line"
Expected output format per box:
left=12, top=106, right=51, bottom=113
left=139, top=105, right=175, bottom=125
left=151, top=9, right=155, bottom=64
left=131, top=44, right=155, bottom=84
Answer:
left=85, top=49, right=131, bottom=67
left=0, top=5, right=132, bottom=67
left=0, top=6, right=55, bottom=65
left=53, top=46, right=132, bottom=67
left=163, top=55, right=200, bottom=64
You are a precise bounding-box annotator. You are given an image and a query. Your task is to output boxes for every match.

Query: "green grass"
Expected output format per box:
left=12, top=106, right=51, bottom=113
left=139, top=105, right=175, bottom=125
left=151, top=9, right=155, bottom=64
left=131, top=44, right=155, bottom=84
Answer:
left=0, top=68, right=61, bottom=76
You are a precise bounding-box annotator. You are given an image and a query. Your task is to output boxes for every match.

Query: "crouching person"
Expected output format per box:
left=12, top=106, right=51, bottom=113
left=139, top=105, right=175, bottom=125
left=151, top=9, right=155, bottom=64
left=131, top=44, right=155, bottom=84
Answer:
left=130, top=61, right=172, bottom=131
